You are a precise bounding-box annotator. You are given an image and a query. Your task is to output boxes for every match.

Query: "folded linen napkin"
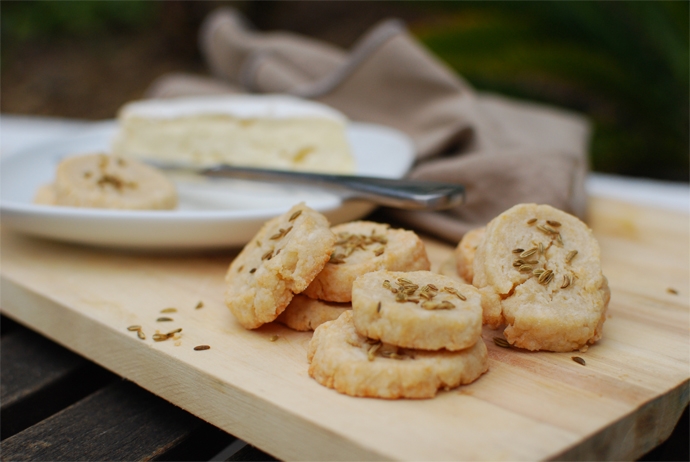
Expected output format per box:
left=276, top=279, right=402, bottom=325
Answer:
left=146, top=8, right=590, bottom=242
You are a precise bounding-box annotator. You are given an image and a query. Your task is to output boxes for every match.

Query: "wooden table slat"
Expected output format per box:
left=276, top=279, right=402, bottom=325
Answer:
left=1, top=315, right=22, bottom=336
left=153, top=423, right=238, bottom=462
left=1, top=380, right=202, bottom=461
left=0, top=326, right=117, bottom=439
left=1, top=326, right=88, bottom=403
left=226, top=444, right=278, bottom=462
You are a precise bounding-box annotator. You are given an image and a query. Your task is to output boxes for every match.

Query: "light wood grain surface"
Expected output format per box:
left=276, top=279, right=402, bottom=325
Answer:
left=1, top=196, right=688, bottom=461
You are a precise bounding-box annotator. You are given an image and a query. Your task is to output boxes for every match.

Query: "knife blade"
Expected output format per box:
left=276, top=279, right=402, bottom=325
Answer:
left=148, top=161, right=464, bottom=211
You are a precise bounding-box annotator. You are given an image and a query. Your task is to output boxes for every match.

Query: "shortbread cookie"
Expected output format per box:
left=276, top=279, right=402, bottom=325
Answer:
left=352, top=271, right=483, bottom=351
left=51, top=153, right=177, bottom=210
left=307, top=311, right=488, bottom=399
left=225, top=203, right=335, bottom=329
left=455, top=227, right=485, bottom=283
left=303, top=221, right=430, bottom=302
left=473, top=203, right=610, bottom=352
left=276, top=295, right=350, bottom=331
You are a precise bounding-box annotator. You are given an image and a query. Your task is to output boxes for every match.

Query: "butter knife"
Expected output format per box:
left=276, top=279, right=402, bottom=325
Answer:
left=149, top=162, right=464, bottom=211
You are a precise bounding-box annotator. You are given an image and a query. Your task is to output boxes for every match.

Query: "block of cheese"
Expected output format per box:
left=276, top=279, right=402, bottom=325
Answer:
left=111, top=94, right=356, bottom=174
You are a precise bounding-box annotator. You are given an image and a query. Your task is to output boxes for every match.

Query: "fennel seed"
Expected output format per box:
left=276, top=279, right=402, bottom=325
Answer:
left=421, top=300, right=455, bottom=310
left=493, top=337, right=511, bottom=348
left=571, top=356, right=586, bottom=366
left=520, top=247, right=538, bottom=258
left=537, top=224, right=558, bottom=234
left=538, top=269, right=554, bottom=285
left=368, top=342, right=382, bottom=361
left=443, top=286, right=466, bottom=300
left=565, top=250, right=578, bottom=263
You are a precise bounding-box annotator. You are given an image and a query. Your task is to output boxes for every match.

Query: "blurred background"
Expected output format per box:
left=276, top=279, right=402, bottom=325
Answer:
left=2, top=1, right=688, bottom=182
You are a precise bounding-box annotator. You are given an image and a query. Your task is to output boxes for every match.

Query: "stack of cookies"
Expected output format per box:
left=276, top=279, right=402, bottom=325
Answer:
left=307, top=271, right=489, bottom=399
left=224, top=201, right=608, bottom=398
left=225, top=204, right=489, bottom=399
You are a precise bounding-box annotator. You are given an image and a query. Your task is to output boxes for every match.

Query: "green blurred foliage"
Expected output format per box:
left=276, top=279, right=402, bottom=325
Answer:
left=2, top=1, right=687, bottom=181
left=413, top=1, right=689, bottom=181
left=1, top=1, right=157, bottom=43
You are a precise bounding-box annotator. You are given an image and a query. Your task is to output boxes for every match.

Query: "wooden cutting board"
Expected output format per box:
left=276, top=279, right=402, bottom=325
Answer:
left=1, top=196, right=688, bottom=461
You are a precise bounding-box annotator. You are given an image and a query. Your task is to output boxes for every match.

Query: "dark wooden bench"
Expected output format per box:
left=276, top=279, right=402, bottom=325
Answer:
left=1, top=315, right=687, bottom=461
left=0, top=315, right=276, bottom=461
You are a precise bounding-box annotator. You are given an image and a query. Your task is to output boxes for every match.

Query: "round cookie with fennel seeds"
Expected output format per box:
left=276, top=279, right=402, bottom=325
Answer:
left=307, top=311, right=488, bottom=399
left=225, top=203, right=335, bottom=329
left=473, top=203, right=610, bottom=352
left=352, top=271, right=483, bottom=351
left=303, top=221, right=430, bottom=303
left=275, top=295, right=350, bottom=332
left=52, top=153, right=177, bottom=210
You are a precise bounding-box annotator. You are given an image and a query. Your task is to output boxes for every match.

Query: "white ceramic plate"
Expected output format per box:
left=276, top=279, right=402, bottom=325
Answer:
left=0, top=121, right=414, bottom=250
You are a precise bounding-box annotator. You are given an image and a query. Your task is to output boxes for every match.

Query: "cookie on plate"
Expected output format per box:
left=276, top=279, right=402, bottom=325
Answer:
left=49, top=153, right=177, bottom=210
left=225, top=203, right=336, bottom=329
left=352, top=271, right=483, bottom=351
left=307, top=311, right=488, bottom=399
left=473, top=203, right=610, bottom=352
left=455, top=227, right=485, bottom=283
left=303, top=221, right=430, bottom=302
left=276, top=295, right=350, bottom=332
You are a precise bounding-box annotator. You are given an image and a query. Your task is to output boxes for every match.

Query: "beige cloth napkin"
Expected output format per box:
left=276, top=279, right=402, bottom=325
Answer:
left=146, top=8, right=590, bottom=242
